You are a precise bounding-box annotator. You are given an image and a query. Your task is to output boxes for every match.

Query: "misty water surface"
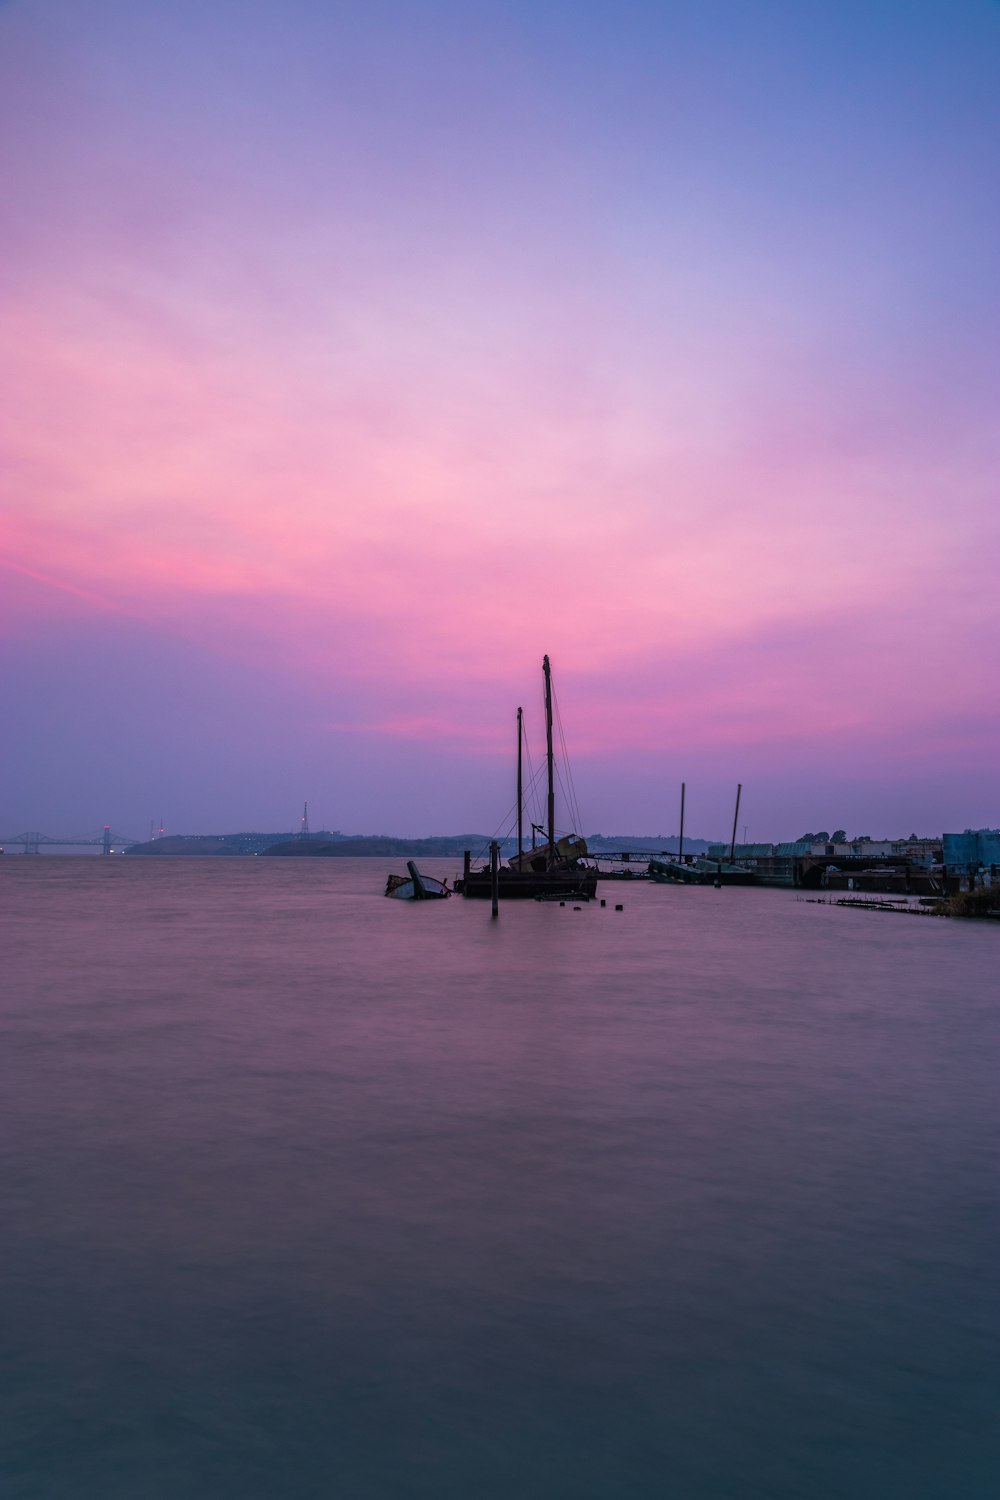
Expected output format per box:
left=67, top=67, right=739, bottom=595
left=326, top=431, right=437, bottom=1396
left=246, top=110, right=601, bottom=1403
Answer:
left=2, top=857, right=997, bottom=1499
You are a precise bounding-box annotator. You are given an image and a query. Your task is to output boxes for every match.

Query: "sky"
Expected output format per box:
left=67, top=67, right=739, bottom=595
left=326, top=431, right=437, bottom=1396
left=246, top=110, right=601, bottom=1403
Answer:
left=1, top=0, right=998, bottom=842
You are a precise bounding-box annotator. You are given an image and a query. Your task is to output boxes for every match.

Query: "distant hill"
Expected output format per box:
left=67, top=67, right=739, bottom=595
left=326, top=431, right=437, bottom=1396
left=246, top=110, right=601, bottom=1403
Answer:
left=263, top=835, right=495, bottom=859
left=263, top=833, right=718, bottom=858
left=126, top=831, right=337, bottom=856
left=126, top=830, right=717, bottom=858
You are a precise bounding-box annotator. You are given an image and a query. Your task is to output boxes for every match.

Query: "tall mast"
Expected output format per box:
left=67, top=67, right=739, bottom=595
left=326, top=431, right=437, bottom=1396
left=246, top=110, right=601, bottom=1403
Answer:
left=678, top=781, right=686, bottom=863
left=516, top=706, right=524, bottom=860
left=729, top=783, right=742, bottom=863
left=543, top=654, right=555, bottom=861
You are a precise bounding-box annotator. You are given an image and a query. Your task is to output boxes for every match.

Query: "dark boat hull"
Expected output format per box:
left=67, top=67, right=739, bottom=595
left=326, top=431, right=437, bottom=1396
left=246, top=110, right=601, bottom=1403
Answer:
left=456, top=867, right=598, bottom=900
left=384, top=861, right=452, bottom=899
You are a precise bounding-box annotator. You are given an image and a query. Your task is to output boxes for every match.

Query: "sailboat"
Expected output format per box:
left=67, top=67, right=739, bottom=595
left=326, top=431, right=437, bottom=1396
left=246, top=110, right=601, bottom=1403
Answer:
left=455, top=656, right=598, bottom=900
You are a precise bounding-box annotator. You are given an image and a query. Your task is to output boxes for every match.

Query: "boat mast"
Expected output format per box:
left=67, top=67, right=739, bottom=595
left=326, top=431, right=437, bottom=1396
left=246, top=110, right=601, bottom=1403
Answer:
left=543, top=654, right=555, bottom=862
left=516, top=706, right=524, bottom=860
left=729, top=783, right=742, bottom=863
left=678, top=781, right=686, bottom=863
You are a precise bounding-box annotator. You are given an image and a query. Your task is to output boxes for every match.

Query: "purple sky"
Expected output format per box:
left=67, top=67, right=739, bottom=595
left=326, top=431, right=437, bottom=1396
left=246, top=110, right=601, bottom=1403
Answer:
left=2, top=0, right=998, bottom=841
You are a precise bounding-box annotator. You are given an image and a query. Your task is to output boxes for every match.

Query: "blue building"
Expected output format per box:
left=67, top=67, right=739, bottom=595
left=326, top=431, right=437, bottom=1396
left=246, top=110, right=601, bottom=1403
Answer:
left=943, top=828, right=1000, bottom=871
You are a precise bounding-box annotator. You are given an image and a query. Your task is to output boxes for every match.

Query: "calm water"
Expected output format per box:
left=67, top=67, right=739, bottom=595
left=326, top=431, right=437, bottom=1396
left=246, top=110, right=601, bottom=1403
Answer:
left=2, top=857, right=997, bottom=1499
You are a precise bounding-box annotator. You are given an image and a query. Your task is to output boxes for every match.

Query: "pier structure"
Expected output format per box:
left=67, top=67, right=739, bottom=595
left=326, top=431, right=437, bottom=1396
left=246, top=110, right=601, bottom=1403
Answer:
left=594, top=842, right=952, bottom=895
left=702, top=841, right=947, bottom=894
left=590, top=849, right=677, bottom=880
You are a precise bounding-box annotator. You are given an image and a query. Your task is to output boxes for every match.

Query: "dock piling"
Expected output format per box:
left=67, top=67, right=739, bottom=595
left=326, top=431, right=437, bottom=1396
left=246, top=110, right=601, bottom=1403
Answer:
left=489, top=841, right=499, bottom=918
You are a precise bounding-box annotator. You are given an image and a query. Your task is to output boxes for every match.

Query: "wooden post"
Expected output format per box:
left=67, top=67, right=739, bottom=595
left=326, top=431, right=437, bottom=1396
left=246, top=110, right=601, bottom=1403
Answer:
left=678, top=781, right=686, bottom=864
left=490, top=840, right=499, bottom=918
left=463, top=849, right=471, bottom=882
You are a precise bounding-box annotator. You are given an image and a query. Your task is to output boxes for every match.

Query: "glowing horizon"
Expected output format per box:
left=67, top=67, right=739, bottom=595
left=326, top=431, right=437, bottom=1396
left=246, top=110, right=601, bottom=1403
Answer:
left=2, top=0, right=997, bottom=838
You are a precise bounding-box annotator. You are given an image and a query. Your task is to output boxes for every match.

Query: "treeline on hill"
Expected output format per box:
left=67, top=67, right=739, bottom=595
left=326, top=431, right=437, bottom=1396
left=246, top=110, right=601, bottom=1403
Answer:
left=127, top=832, right=713, bottom=858
left=266, top=835, right=712, bottom=857
left=263, top=836, right=498, bottom=857
left=127, top=833, right=495, bottom=858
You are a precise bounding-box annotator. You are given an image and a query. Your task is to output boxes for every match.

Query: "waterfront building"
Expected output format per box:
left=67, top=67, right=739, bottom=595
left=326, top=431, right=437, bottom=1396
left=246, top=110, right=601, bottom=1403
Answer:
left=943, top=829, right=1000, bottom=872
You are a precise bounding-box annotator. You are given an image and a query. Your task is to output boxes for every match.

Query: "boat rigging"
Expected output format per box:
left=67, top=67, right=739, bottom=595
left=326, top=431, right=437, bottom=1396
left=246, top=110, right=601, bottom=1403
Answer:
left=456, top=655, right=597, bottom=900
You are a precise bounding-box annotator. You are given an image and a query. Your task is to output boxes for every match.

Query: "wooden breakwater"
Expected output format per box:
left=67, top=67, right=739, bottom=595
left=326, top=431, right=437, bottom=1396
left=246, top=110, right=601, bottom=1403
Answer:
left=799, top=897, right=941, bottom=916
left=800, top=894, right=1000, bottom=920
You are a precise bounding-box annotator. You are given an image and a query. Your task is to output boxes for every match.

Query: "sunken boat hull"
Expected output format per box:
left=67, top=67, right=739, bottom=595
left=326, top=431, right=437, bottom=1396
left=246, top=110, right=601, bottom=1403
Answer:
left=384, top=860, right=452, bottom=900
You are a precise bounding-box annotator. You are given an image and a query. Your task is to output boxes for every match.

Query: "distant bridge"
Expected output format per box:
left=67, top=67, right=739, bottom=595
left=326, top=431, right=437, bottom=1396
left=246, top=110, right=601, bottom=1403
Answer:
left=0, top=829, right=138, bottom=855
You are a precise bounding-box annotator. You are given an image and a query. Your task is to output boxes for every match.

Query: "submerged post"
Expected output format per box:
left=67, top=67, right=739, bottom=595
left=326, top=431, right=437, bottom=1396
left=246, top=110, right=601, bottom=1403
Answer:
left=678, top=782, right=686, bottom=864
left=729, top=783, right=742, bottom=863
left=489, top=840, right=499, bottom=918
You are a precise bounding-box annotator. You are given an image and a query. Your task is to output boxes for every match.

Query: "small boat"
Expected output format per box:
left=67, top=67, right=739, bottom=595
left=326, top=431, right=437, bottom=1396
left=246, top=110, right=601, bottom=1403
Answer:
left=384, top=861, right=452, bottom=900
left=456, top=655, right=598, bottom=901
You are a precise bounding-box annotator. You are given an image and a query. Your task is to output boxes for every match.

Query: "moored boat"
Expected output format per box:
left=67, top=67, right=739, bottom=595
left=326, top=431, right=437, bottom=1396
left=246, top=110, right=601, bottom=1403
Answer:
left=456, top=656, right=598, bottom=901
